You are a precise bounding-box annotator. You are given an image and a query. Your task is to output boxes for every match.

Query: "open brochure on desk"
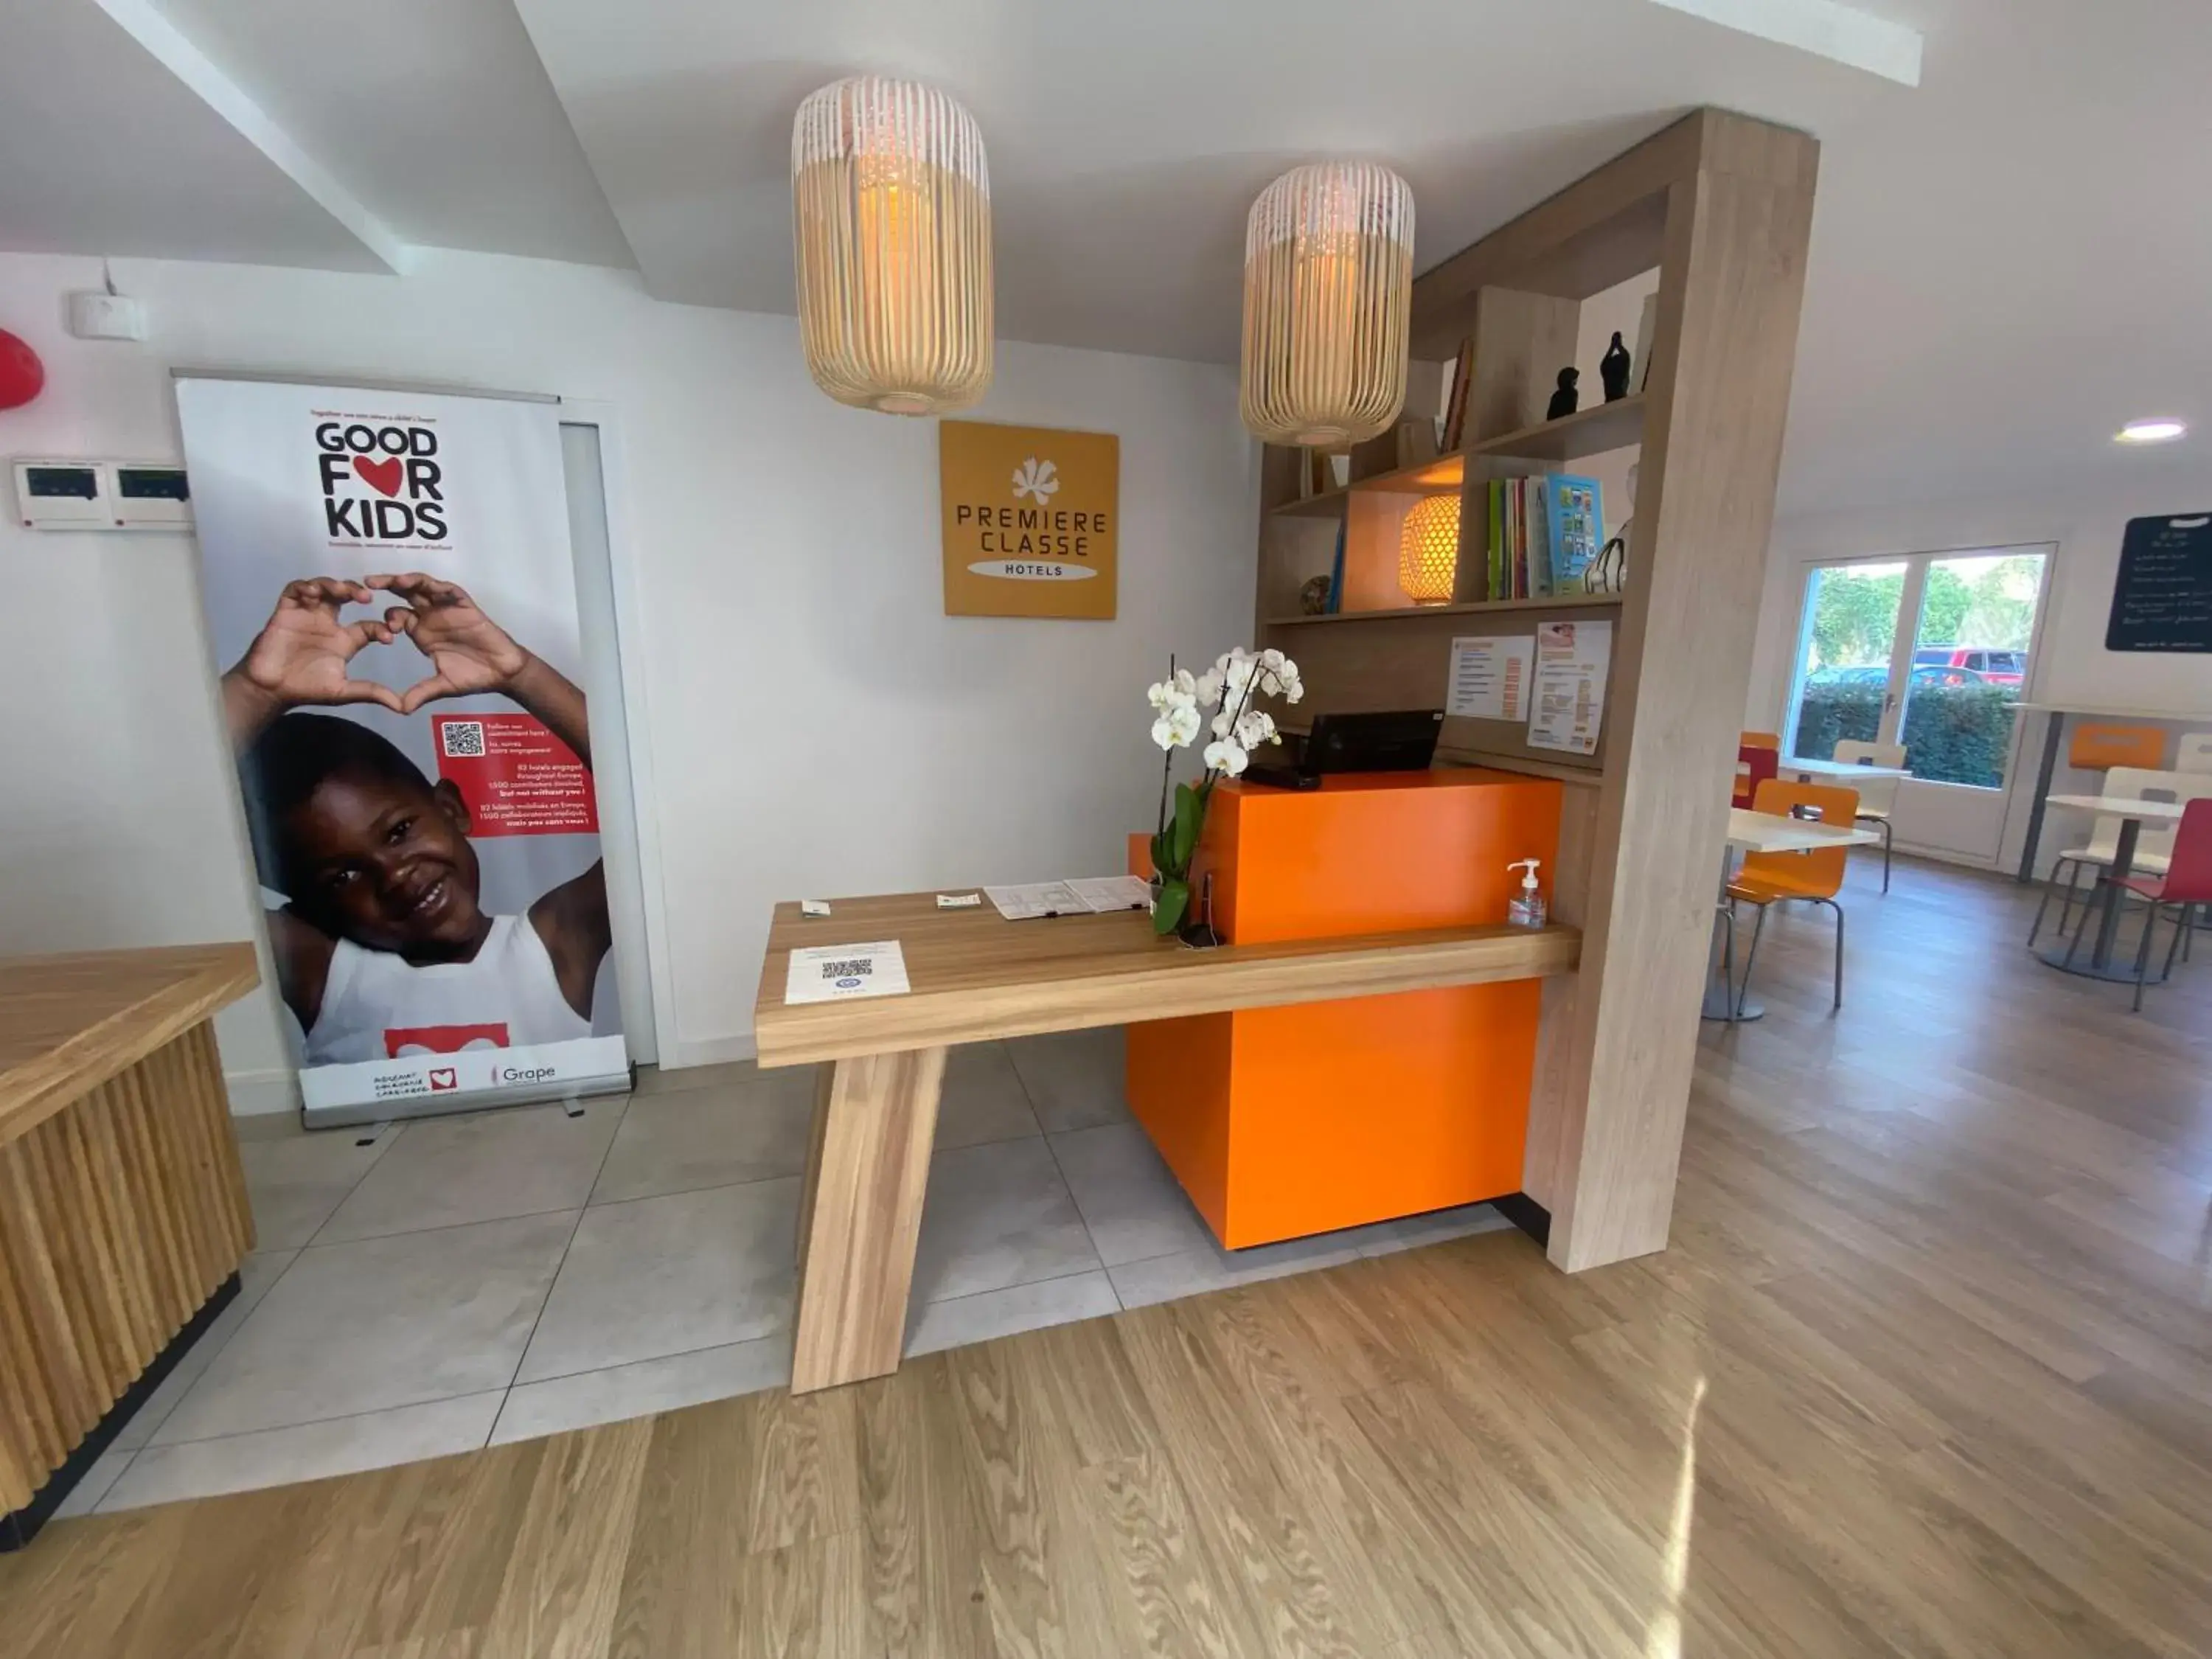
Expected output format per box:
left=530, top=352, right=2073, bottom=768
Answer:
left=983, top=876, right=1155, bottom=921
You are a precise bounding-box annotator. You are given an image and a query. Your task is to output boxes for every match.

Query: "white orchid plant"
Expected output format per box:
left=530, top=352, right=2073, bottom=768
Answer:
left=1145, top=646, right=1303, bottom=936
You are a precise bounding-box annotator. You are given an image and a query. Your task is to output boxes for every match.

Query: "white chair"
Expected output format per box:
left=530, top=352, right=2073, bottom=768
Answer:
left=2028, top=766, right=2208, bottom=947
left=2179, top=732, right=2212, bottom=774
left=1832, top=740, right=1905, bottom=892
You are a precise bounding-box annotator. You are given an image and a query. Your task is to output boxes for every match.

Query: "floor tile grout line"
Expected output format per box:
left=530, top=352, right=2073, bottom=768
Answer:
left=113, top=1387, right=512, bottom=1461
left=297, top=1117, right=404, bottom=1251
left=125, top=1246, right=311, bottom=1454
left=1035, top=1113, right=1121, bottom=1310
left=504, top=1329, right=796, bottom=1393
left=488, top=1095, right=634, bottom=1447
left=303, top=1199, right=598, bottom=1252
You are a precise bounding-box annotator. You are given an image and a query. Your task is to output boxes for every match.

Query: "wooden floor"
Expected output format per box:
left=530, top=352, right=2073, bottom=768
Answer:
left=7, top=860, right=2211, bottom=1658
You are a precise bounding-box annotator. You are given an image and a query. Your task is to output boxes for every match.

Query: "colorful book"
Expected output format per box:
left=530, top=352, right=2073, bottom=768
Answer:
left=1546, top=476, right=1604, bottom=592
left=1528, top=477, right=1554, bottom=597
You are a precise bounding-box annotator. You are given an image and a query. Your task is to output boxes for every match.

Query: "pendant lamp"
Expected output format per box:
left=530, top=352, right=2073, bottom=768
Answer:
left=1397, top=493, right=1459, bottom=604
left=791, top=75, right=992, bottom=415
left=1239, top=162, right=1414, bottom=448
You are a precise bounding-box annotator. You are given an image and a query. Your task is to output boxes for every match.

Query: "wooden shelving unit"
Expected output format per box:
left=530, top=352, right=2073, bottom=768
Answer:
left=1268, top=453, right=1461, bottom=518
left=1469, top=394, right=1644, bottom=462
left=1246, top=109, right=1819, bottom=1275
left=1266, top=591, right=1623, bottom=627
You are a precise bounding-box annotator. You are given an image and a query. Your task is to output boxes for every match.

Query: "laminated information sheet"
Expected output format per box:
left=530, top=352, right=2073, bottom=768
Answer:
left=985, top=877, right=1152, bottom=920
left=1527, top=619, right=1612, bottom=756
left=784, top=940, right=911, bottom=1004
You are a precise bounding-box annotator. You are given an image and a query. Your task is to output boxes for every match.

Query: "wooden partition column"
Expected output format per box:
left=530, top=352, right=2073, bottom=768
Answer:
left=1256, top=109, right=1818, bottom=1271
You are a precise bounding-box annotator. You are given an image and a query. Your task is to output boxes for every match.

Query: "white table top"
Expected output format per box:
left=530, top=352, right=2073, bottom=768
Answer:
left=1727, top=807, right=1881, bottom=853
left=2016, top=702, right=2207, bottom=721
left=1782, top=758, right=1913, bottom=781
left=2043, top=793, right=2188, bottom=821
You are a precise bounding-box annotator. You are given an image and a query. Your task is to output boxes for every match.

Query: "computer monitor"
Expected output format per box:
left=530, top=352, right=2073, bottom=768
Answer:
left=1248, top=709, right=1444, bottom=788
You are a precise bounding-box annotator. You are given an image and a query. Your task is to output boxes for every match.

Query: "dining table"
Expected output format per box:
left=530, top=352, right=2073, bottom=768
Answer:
left=1702, top=807, right=1879, bottom=1022
left=2037, top=792, right=2188, bottom=982
left=1781, top=757, right=1913, bottom=785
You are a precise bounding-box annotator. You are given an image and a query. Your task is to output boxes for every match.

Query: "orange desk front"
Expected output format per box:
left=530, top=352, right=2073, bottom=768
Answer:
left=1126, top=768, right=1561, bottom=1248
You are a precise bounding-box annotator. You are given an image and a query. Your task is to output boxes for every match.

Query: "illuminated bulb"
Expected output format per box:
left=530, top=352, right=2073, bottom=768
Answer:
left=1398, top=494, right=1460, bottom=605
left=792, top=76, right=992, bottom=414
left=2115, top=418, right=2187, bottom=445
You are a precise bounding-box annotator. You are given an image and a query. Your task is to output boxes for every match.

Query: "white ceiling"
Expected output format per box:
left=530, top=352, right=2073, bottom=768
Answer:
left=4, top=0, right=2211, bottom=515
left=149, top=0, right=630, bottom=267
left=0, top=0, right=385, bottom=270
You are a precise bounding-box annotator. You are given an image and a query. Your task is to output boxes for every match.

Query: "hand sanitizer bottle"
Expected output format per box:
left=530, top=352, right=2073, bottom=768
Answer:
left=1506, top=859, right=1546, bottom=928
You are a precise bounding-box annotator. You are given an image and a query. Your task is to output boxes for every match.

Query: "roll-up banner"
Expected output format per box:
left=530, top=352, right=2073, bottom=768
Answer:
left=175, top=378, right=628, bottom=1123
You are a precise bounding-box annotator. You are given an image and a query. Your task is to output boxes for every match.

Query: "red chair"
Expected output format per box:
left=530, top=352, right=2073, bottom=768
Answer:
left=2093, top=797, right=2212, bottom=1011
left=1732, top=742, right=1778, bottom=810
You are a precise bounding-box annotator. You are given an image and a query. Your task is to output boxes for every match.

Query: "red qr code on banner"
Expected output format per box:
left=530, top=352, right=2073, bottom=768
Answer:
left=440, top=720, right=486, bottom=759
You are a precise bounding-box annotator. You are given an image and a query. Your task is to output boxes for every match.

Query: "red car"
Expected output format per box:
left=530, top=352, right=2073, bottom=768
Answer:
left=1913, top=647, right=2025, bottom=686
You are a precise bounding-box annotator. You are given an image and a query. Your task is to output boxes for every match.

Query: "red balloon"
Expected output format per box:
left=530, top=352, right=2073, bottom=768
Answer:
left=0, top=330, right=44, bottom=410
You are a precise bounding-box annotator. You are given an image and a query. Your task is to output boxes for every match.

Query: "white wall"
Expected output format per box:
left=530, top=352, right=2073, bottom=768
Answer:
left=0, top=251, right=1257, bottom=1105
left=1745, top=481, right=2212, bottom=872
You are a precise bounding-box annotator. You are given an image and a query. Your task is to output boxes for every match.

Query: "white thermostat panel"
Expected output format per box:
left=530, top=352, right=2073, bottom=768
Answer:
left=12, top=459, right=192, bottom=531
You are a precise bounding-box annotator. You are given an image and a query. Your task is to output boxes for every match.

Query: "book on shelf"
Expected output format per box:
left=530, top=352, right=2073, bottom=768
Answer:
left=1441, top=338, right=1475, bottom=452
left=1478, top=474, right=1604, bottom=599
left=1547, top=476, right=1604, bottom=592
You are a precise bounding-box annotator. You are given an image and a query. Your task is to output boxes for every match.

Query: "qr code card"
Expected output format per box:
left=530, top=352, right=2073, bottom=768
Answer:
left=439, top=720, right=487, bottom=758
left=785, top=939, right=911, bottom=1004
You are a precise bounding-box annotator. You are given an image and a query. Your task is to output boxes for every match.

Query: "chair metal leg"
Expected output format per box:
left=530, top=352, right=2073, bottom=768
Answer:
left=1818, top=897, right=1846, bottom=1009
left=1879, top=819, right=1893, bottom=894
left=2056, top=858, right=2091, bottom=942
left=2029, top=856, right=2078, bottom=949
left=2062, top=878, right=2093, bottom=969
left=1734, top=904, right=1770, bottom=1021
left=2162, top=902, right=2188, bottom=983
left=2132, top=901, right=2160, bottom=1013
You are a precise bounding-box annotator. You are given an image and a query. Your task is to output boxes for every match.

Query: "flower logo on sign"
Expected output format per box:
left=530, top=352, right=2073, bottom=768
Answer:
left=1011, top=457, right=1060, bottom=503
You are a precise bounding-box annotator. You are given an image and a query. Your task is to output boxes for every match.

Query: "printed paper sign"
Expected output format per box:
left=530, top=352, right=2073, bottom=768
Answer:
left=785, top=940, right=912, bottom=1004
left=1528, top=619, right=1613, bottom=756
left=1447, top=635, right=1535, bottom=723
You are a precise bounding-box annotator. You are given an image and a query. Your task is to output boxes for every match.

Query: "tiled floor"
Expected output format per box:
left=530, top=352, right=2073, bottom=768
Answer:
left=63, top=1027, right=1507, bottom=1515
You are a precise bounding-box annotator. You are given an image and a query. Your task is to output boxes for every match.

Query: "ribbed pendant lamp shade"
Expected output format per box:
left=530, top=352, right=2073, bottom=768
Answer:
left=792, top=76, right=992, bottom=415
left=1239, top=162, right=1414, bottom=448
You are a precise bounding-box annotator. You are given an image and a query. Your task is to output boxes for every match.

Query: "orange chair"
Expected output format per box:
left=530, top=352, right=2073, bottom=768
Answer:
left=2070, top=723, right=2166, bottom=772
left=1732, top=741, right=1779, bottom=810
left=1727, top=778, right=1859, bottom=1015
left=1742, top=729, right=1783, bottom=751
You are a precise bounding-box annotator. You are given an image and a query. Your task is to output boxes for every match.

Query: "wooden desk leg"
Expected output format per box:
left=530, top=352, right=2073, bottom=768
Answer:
left=790, top=1046, right=947, bottom=1394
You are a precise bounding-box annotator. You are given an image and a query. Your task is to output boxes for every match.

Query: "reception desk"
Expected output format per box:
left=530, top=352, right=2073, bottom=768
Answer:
left=753, top=867, right=1576, bottom=1393
left=0, top=944, right=260, bottom=1546
left=1129, top=768, right=1561, bottom=1247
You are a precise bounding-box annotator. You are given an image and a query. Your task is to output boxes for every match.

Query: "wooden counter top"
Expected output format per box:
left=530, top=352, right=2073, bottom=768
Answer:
left=0, top=943, right=260, bottom=1148
left=753, top=891, right=1579, bottom=1067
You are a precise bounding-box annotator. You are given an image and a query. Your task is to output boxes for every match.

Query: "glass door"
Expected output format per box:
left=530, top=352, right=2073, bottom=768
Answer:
left=1783, top=560, right=1915, bottom=760
left=1781, top=547, right=2051, bottom=864
left=1894, top=551, right=2045, bottom=787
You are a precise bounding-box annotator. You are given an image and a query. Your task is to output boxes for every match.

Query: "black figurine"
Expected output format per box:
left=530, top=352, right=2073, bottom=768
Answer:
left=1545, top=367, right=1579, bottom=422
left=1600, top=331, right=1632, bottom=402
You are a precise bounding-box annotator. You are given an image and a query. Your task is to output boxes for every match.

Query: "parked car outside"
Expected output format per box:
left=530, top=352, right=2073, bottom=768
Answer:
left=1913, top=647, right=2024, bottom=686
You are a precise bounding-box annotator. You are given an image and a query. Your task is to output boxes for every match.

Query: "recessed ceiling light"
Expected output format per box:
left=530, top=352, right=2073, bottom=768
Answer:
left=2115, top=418, right=2187, bottom=445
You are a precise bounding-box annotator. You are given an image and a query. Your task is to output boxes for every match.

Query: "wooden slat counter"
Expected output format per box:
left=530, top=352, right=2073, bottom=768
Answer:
left=0, top=944, right=260, bottom=1541
left=754, top=894, right=1578, bottom=1394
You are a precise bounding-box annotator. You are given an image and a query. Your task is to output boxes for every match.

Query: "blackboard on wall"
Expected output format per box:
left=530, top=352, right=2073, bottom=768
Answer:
left=2107, top=512, right=2212, bottom=653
